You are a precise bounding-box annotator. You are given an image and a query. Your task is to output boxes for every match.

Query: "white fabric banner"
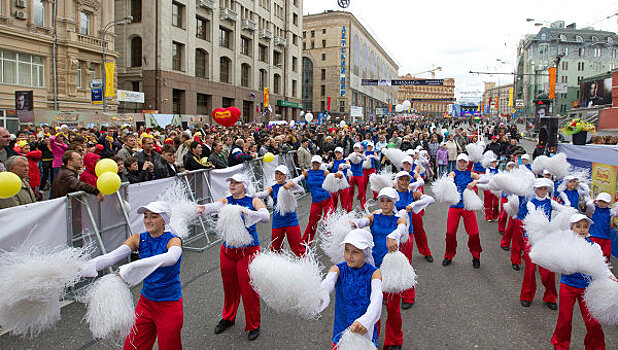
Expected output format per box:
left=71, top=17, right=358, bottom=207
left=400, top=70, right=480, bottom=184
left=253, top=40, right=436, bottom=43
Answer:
left=262, top=155, right=278, bottom=188
left=209, top=164, right=243, bottom=200
left=558, top=144, right=618, bottom=166
left=0, top=197, right=67, bottom=250
left=127, top=177, right=176, bottom=234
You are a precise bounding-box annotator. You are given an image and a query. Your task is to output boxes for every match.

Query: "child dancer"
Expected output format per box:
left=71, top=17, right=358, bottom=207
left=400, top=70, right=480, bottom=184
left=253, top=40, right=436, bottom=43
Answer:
left=586, top=192, right=617, bottom=261
left=364, top=142, right=380, bottom=200
left=557, top=175, right=581, bottom=209
left=330, top=147, right=352, bottom=211
left=347, top=143, right=368, bottom=210
left=498, top=161, right=516, bottom=236
left=483, top=157, right=500, bottom=222
left=302, top=155, right=335, bottom=245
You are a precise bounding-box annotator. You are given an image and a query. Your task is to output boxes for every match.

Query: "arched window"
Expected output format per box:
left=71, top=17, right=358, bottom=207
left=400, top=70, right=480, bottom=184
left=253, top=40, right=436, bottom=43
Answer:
left=195, top=49, right=208, bottom=78
left=370, top=51, right=375, bottom=77
left=608, top=37, right=614, bottom=44
left=362, top=43, right=368, bottom=77
left=541, top=33, right=547, bottom=40
left=259, top=69, right=267, bottom=90
left=592, top=36, right=599, bottom=42
left=559, top=34, right=567, bottom=41
left=130, top=36, right=142, bottom=67
left=576, top=35, right=583, bottom=42
left=220, top=56, right=231, bottom=83
left=353, top=35, right=360, bottom=69
left=274, top=73, right=281, bottom=94
left=241, top=63, right=251, bottom=87
left=302, top=57, right=313, bottom=111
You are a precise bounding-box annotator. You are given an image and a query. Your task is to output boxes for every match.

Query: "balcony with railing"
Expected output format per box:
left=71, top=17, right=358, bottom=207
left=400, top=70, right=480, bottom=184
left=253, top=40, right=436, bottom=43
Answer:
left=241, top=19, right=257, bottom=31
left=220, top=8, right=238, bottom=22
left=197, top=0, right=215, bottom=10
left=72, top=32, right=109, bottom=50
left=259, top=28, right=273, bottom=40
left=274, top=36, right=287, bottom=47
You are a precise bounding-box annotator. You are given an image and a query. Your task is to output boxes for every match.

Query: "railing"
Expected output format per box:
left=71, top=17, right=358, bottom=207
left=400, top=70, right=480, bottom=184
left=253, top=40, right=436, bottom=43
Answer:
left=75, top=33, right=109, bottom=49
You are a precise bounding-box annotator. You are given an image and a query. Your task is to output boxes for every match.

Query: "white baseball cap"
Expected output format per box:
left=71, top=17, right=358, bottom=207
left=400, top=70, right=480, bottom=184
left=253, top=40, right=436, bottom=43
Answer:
left=542, top=169, right=551, bottom=176
left=226, top=173, right=250, bottom=190
left=311, top=155, right=323, bottom=163
left=334, top=147, right=343, bottom=154
left=137, top=201, right=172, bottom=225
left=533, top=178, right=554, bottom=189
left=395, top=170, right=412, bottom=181
left=402, top=156, right=414, bottom=165
left=377, top=187, right=400, bottom=202
left=507, top=161, right=516, bottom=168
left=366, top=141, right=374, bottom=148
left=456, top=153, right=470, bottom=162
left=274, top=165, right=290, bottom=177
left=341, top=229, right=375, bottom=250
left=569, top=213, right=593, bottom=227
left=521, top=154, right=530, bottom=160
left=564, top=175, right=578, bottom=182
left=596, top=192, right=612, bottom=203
left=353, top=142, right=362, bottom=149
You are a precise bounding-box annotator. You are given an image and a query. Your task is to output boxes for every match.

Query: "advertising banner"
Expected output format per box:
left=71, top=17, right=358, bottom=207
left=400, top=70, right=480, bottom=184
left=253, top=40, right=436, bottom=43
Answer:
left=264, top=87, right=270, bottom=108
left=105, top=62, right=115, bottom=97
left=580, top=77, right=612, bottom=107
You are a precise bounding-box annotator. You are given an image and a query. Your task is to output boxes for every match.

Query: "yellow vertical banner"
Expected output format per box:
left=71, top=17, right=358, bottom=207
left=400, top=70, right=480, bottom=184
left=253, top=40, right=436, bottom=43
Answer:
left=105, top=62, right=115, bottom=97
left=264, top=87, right=270, bottom=108
left=548, top=67, right=556, bottom=99
left=508, top=87, right=514, bottom=107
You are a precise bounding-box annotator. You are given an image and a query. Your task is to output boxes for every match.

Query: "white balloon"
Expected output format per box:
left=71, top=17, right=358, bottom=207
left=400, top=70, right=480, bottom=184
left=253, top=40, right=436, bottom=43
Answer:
left=339, top=120, right=346, bottom=127
left=402, top=100, right=411, bottom=109
left=300, top=110, right=305, bottom=116
left=395, top=104, right=404, bottom=112
left=305, top=113, right=313, bottom=122
left=289, top=120, right=295, bottom=127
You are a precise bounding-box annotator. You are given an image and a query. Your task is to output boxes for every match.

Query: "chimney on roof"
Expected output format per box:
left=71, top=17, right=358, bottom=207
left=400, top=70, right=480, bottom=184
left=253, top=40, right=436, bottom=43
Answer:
left=550, top=21, right=565, bottom=29
left=566, top=23, right=576, bottom=29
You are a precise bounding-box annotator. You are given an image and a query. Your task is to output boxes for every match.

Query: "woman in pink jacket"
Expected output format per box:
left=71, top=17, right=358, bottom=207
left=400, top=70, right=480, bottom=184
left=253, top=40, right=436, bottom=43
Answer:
left=49, top=133, right=68, bottom=198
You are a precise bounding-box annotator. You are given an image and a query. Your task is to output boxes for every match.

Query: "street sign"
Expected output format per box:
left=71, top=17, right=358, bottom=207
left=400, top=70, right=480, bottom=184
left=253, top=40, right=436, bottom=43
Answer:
left=117, top=90, right=145, bottom=103
left=91, top=88, right=103, bottom=104
left=350, top=106, right=363, bottom=117
left=361, top=79, right=444, bottom=86
left=515, top=99, right=524, bottom=107
left=90, top=79, right=103, bottom=89
left=556, top=83, right=568, bottom=94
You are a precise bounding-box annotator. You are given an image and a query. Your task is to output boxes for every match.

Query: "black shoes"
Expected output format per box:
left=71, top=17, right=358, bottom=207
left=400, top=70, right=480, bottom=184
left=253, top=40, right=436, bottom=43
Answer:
left=442, top=258, right=452, bottom=266
left=214, top=319, right=235, bottom=334
left=472, top=258, right=480, bottom=269
left=248, top=327, right=260, bottom=341
left=424, top=255, right=434, bottom=263
left=401, top=302, right=414, bottom=310
left=545, top=302, right=558, bottom=310
left=520, top=300, right=531, bottom=307
left=512, top=264, right=520, bottom=271
left=501, top=246, right=510, bottom=251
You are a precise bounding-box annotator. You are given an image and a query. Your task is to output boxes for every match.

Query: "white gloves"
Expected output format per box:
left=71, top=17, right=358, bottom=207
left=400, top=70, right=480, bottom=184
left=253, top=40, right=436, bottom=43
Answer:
left=352, top=217, right=370, bottom=228
left=242, top=207, right=271, bottom=226
left=79, top=244, right=132, bottom=278
left=317, top=271, right=338, bottom=313
left=200, top=201, right=224, bottom=215
left=409, top=195, right=435, bottom=214
left=386, top=223, right=408, bottom=245
left=118, top=246, right=182, bottom=286
left=355, top=279, right=383, bottom=334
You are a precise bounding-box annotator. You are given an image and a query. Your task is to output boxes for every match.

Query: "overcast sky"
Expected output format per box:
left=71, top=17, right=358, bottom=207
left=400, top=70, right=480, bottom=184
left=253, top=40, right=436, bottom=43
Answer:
left=303, top=0, right=618, bottom=102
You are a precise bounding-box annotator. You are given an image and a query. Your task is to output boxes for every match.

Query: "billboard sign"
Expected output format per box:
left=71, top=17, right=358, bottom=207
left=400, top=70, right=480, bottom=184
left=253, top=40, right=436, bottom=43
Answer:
left=117, top=90, right=145, bottom=103
left=350, top=106, right=363, bottom=117
left=580, top=77, right=612, bottom=107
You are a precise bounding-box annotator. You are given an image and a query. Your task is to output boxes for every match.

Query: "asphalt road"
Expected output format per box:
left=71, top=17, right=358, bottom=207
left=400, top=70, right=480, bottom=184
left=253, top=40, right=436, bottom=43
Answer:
left=1, top=138, right=616, bottom=350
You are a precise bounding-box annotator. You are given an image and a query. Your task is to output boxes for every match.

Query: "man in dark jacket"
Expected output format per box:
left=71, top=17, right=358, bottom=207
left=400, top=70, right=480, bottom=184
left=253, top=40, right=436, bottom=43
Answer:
left=208, top=141, right=228, bottom=169
left=98, top=125, right=122, bottom=158
left=485, top=135, right=503, bottom=156
left=155, top=144, right=180, bottom=178
left=0, top=127, right=18, bottom=170
left=52, top=150, right=104, bottom=200
left=228, top=139, right=253, bottom=166
left=134, top=137, right=164, bottom=179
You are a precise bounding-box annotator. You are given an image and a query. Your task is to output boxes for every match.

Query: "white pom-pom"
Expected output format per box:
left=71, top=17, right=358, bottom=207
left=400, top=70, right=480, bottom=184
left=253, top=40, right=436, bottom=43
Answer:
left=569, top=166, right=591, bottom=184
left=0, top=246, right=90, bottom=337
left=157, top=180, right=199, bottom=239
left=383, top=148, right=407, bottom=169
left=216, top=205, right=253, bottom=247
left=550, top=207, right=578, bottom=232
left=523, top=207, right=551, bottom=246
left=274, top=186, right=297, bottom=215
left=369, top=171, right=394, bottom=193
left=505, top=195, right=519, bottom=217
left=531, top=155, right=550, bottom=175
left=533, top=153, right=570, bottom=177
left=463, top=189, right=484, bottom=211
left=584, top=279, right=618, bottom=326
left=362, top=158, right=372, bottom=169
left=431, top=176, right=460, bottom=205
left=529, top=230, right=610, bottom=279
left=323, top=173, right=348, bottom=193
left=395, top=210, right=410, bottom=243
left=249, top=250, right=323, bottom=319
left=488, top=168, right=535, bottom=197
left=82, top=274, right=135, bottom=342
left=336, top=329, right=376, bottom=350
left=319, top=209, right=358, bottom=264
left=611, top=203, right=618, bottom=217
left=380, top=251, right=418, bottom=293
left=466, top=143, right=483, bottom=163
left=481, top=150, right=497, bottom=169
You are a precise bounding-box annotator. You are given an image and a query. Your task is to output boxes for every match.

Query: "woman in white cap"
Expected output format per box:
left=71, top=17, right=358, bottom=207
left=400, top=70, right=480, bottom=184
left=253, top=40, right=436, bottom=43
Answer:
left=498, top=162, right=517, bottom=239
left=346, top=142, right=368, bottom=210
left=330, top=147, right=352, bottom=211
left=318, top=229, right=382, bottom=348
left=443, top=153, right=484, bottom=269
left=519, top=154, right=532, bottom=171
left=483, top=157, right=500, bottom=222
left=197, top=173, right=269, bottom=341
left=585, top=192, right=617, bottom=260
left=352, top=187, right=409, bottom=350
left=302, top=155, right=335, bottom=245
left=254, top=165, right=306, bottom=257
left=80, top=201, right=184, bottom=349
left=363, top=141, right=380, bottom=200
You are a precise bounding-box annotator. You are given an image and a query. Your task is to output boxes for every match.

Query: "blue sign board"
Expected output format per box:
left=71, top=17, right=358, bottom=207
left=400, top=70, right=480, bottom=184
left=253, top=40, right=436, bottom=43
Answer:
left=91, top=88, right=102, bottom=104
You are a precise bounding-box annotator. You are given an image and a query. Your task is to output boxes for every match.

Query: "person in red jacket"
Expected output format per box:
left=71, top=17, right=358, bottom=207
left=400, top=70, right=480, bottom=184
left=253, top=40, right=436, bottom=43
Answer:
left=80, top=152, right=101, bottom=187
left=19, top=143, right=43, bottom=196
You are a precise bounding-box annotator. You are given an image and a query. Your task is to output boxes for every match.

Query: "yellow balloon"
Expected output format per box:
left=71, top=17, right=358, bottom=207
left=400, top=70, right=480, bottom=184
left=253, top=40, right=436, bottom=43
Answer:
left=97, top=172, right=121, bottom=195
left=95, top=158, right=119, bottom=177
left=263, top=152, right=275, bottom=163
left=0, top=172, right=22, bottom=199
left=200, top=157, right=209, bottom=166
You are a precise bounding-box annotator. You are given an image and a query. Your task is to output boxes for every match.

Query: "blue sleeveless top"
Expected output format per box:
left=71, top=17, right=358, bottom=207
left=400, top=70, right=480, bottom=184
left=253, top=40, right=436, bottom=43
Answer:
left=365, top=151, right=377, bottom=169
left=562, top=189, right=580, bottom=209
left=451, top=169, right=472, bottom=209
left=333, top=262, right=378, bottom=346
left=395, top=189, right=415, bottom=235
left=332, top=158, right=349, bottom=178
left=307, top=169, right=331, bottom=203
left=350, top=157, right=364, bottom=177
left=516, top=196, right=529, bottom=220
left=139, top=231, right=182, bottom=302
left=271, top=183, right=299, bottom=228
left=472, top=162, right=485, bottom=173
left=524, top=197, right=552, bottom=238
left=370, top=213, right=399, bottom=268
left=488, top=168, right=499, bottom=175
left=561, top=238, right=596, bottom=289
left=590, top=206, right=611, bottom=239
left=225, top=195, right=260, bottom=248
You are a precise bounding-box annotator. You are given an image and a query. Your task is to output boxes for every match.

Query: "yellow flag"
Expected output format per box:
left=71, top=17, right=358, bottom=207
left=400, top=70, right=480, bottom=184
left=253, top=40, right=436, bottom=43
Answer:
left=105, top=62, right=115, bottom=97
left=264, top=87, right=270, bottom=108
left=508, top=87, right=514, bottom=107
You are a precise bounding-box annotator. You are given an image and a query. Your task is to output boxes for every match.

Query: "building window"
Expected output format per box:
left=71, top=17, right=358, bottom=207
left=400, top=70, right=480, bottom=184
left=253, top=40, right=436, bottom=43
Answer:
left=172, top=2, right=184, bottom=28
left=196, top=17, right=210, bottom=41
left=578, top=48, right=585, bottom=57
left=195, top=49, right=208, bottom=78
left=259, top=44, right=268, bottom=62
left=197, top=93, right=210, bottom=115
left=561, top=61, right=568, bottom=70
left=172, top=89, right=184, bottom=114
left=220, top=56, right=231, bottom=83
left=33, top=0, right=45, bottom=27
left=311, top=30, right=315, bottom=37
left=293, top=13, right=298, bottom=26
left=89, top=63, right=97, bottom=83
left=76, top=61, right=82, bottom=89
left=320, top=100, right=326, bottom=111
left=292, top=35, right=298, bottom=46
left=292, top=79, right=297, bottom=97
left=339, top=100, right=345, bottom=112
left=131, top=36, right=142, bottom=67
left=321, top=69, right=326, bottom=80
left=241, top=63, right=251, bottom=87
left=241, top=36, right=252, bottom=56
left=273, top=73, right=281, bottom=94
left=131, top=81, right=140, bottom=91
left=302, top=42, right=306, bottom=50
left=302, top=57, right=313, bottom=111
left=172, top=42, right=183, bottom=71
left=273, top=51, right=282, bottom=65
left=219, top=27, right=232, bottom=48
left=131, top=0, right=142, bottom=22
left=302, top=31, right=306, bottom=38
left=594, top=48, right=602, bottom=57
left=222, top=97, right=234, bottom=108
left=243, top=100, right=252, bottom=121
left=322, top=28, right=326, bottom=34
left=311, top=41, right=315, bottom=49
left=321, top=53, right=326, bottom=61
left=80, top=11, right=91, bottom=35
left=320, top=85, right=325, bottom=96
left=322, top=40, right=326, bottom=48
left=0, top=50, right=45, bottom=87
left=259, top=69, right=267, bottom=90
left=292, top=56, right=298, bottom=72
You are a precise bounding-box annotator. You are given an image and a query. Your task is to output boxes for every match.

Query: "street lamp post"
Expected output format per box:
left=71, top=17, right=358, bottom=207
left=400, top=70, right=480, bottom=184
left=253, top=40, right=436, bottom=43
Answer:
left=102, top=16, right=132, bottom=112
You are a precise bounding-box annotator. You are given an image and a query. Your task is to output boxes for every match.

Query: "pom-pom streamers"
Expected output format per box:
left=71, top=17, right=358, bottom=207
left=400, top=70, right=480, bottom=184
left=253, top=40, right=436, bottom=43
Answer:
left=323, top=173, right=349, bottom=193
left=319, top=209, right=358, bottom=264
left=274, top=186, right=297, bottom=215
left=531, top=155, right=550, bottom=175
left=336, top=329, right=376, bottom=350
left=82, top=274, right=135, bottom=342
left=380, top=251, right=418, bottom=293
left=550, top=207, right=578, bottom=232
left=584, top=279, right=618, bottom=326
left=0, top=245, right=90, bottom=337
left=215, top=205, right=253, bottom=247
left=395, top=210, right=410, bottom=243
left=532, top=153, right=570, bottom=177
left=523, top=207, right=551, bottom=246
left=157, top=180, right=199, bottom=239
left=382, top=148, right=407, bottom=169
left=249, top=250, right=323, bottom=319
left=362, top=158, right=372, bottom=169
left=431, top=176, right=460, bottom=206
left=463, top=189, right=484, bottom=211
left=481, top=150, right=497, bottom=169
left=465, top=143, right=483, bottom=163
left=505, top=195, right=519, bottom=217
left=487, top=168, right=535, bottom=197
left=369, top=171, right=394, bottom=193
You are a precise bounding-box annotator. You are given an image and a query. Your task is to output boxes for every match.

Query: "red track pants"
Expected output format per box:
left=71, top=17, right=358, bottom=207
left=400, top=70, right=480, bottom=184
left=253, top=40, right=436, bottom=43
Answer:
left=331, top=188, right=351, bottom=212
left=501, top=218, right=524, bottom=265
left=411, top=212, right=432, bottom=256
left=363, top=168, right=378, bottom=200
left=551, top=283, right=605, bottom=350
left=123, top=296, right=183, bottom=350
left=271, top=225, right=306, bottom=257
left=302, top=197, right=334, bottom=246
left=497, top=197, right=509, bottom=232
left=483, top=190, right=500, bottom=221
left=220, top=245, right=261, bottom=331
left=520, top=239, right=557, bottom=303
left=400, top=235, right=416, bottom=304
left=589, top=237, right=611, bottom=262
left=445, top=207, right=482, bottom=260
left=348, top=175, right=367, bottom=210
left=376, top=292, right=403, bottom=347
